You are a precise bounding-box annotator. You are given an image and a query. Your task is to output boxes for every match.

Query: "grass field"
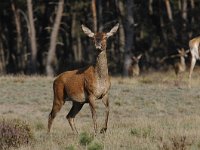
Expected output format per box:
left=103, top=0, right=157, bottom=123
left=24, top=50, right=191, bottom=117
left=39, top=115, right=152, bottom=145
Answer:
left=1, top=70, right=200, bottom=150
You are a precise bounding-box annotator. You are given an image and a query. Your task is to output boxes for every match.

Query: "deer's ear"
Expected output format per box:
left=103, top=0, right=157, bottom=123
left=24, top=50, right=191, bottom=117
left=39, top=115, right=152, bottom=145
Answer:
left=185, top=49, right=190, bottom=54
left=137, top=54, right=142, bottom=59
left=81, top=25, right=94, bottom=38
left=106, top=23, right=119, bottom=38
left=177, top=49, right=182, bottom=53
left=132, top=56, right=136, bottom=60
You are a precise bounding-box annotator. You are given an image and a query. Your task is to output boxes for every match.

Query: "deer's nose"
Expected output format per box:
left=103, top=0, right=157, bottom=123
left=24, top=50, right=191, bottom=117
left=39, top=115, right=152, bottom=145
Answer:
left=95, top=43, right=102, bottom=49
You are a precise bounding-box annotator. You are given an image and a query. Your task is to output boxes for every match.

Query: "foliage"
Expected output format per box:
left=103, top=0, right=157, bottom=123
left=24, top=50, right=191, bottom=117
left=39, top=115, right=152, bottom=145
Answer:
left=88, top=140, right=103, bottom=150
left=0, top=118, right=33, bottom=150
left=79, top=132, right=93, bottom=146
left=130, top=126, right=153, bottom=138
left=66, top=144, right=76, bottom=150
left=158, top=135, right=192, bottom=150
left=34, top=121, right=45, bottom=131
left=0, top=1, right=199, bottom=75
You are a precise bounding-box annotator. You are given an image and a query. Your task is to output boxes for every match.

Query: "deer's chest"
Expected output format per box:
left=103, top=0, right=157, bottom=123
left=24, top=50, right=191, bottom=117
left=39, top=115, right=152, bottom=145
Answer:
left=93, top=78, right=110, bottom=99
left=179, top=64, right=186, bottom=72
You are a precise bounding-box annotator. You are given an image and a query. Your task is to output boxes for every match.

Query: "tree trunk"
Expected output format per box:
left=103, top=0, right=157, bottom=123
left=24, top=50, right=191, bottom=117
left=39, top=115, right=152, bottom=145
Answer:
left=159, top=2, right=167, bottom=44
left=165, top=0, right=173, bottom=21
left=118, top=0, right=125, bottom=59
left=77, top=32, right=82, bottom=62
left=11, top=0, right=24, bottom=72
left=97, top=0, right=103, bottom=32
left=181, top=0, right=188, bottom=40
left=71, top=12, right=82, bottom=63
left=123, top=0, right=135, bottom=76
left=190, top=0, right=195, bottom=26
left=46, top=0, right=64, bottom=76
left=38, top=0, right=52, bottom=74
left=0, top=40, right=6, bottom=74
left=91, top=0, right=97, bottom=32
left=71, top=13, right=78, bottom=62
left=182, top=0, right=188, bottom=22
left=148, top=0, right=153, bottom=15
left=178, top=0, right=181, bottom=10
left=164, top=0, right=177, bottom=37
left=190, top=0, right=195, bottom=9
left=27, top=0, right=37, bottom=73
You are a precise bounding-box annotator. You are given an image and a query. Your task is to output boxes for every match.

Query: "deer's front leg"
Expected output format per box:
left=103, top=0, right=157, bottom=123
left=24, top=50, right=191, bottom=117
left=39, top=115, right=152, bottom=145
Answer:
left=89, top=95, right=97, bottom=134
left=100, top=94, right=109, bottom=133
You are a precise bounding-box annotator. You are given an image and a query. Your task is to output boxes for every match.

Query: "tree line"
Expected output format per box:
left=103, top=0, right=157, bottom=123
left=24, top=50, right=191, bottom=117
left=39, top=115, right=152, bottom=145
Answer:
left=0, top=0, right=199, bottom=76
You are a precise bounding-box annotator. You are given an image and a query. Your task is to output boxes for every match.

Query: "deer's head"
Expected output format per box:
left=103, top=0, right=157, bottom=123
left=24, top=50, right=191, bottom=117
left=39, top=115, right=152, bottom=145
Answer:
left=81, top=23, right=119, bottom=51
left=131, top=54, right=142, bottom=64
left=177, top=48, right=189, bottom=57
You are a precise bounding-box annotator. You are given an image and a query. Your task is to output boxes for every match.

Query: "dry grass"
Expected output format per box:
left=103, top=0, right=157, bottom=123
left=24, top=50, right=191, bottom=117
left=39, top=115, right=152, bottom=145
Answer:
left=1, top=69, right=200, bottom=150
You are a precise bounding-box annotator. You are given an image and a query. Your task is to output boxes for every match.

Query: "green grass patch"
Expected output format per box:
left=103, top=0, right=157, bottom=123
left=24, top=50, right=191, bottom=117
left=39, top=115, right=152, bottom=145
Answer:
left=79, top=132, right=93, bottom=146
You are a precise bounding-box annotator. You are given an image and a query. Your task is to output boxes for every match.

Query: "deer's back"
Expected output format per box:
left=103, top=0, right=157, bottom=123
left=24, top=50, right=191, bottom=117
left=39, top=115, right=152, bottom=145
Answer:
left=54, top=66, right=95, bottom=102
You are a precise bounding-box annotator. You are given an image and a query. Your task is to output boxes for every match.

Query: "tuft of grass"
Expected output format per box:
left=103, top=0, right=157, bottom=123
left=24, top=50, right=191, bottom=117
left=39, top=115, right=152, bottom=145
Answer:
left=139, top=78, right=153, bottom=84
left=158, top=135, right=192, bottom=150
left=0, top=118, right=33, bottom=150
left=79, top=132, right=93, bottom=146
left=130, top=128, right=140, bottom=137
left=88, top=140, right=103, bottom=150
left=130, top=126, right=153, bottom=138
left=35, top=121, right=45, bottom=131
left=114, top=101, right=121, bottom=106
left=66, top=144, right=76, bottom=150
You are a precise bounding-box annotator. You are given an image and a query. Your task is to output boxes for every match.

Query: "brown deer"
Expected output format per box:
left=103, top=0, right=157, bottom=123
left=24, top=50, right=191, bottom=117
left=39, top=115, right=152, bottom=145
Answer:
left=174, top=48, right=188, bottom=75
left=128, top=54, right=142, bottom=77
left=159, top=48, right=189, bottom=86
left=48, top=23, right=119, bottom=134
left=159, top=48, right=189, bottom=76
left=188, top=36, right=200, bottom=87
left=174, top=48, right=188, bottom=85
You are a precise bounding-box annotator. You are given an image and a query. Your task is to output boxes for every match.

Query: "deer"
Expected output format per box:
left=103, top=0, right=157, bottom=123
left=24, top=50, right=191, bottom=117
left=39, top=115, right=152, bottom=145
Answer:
left=174, top=48, right=188, bottom=75
left=173, top=48, right=188, bottom=86
left=188, top=36, right=200, bottom=88
left=159, top=48, right=189, bottom=86
left=128, top=54, right=142, bottom=77
left=48, top=23, right=119, bottom=134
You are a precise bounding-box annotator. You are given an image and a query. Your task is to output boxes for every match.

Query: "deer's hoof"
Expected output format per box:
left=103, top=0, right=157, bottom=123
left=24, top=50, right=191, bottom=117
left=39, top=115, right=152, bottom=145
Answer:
left=100, top=128, right=107, bottom=134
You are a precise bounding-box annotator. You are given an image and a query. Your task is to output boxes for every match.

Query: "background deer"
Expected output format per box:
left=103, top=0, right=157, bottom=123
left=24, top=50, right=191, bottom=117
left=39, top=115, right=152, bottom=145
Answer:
left=159, top=48, right=189, bottom=86
left=174, top=48, right=188, bottom=75
left=160, top=48, right=189, bottom=76
left=128, top=54, right=142, bottom=77
left=188, top=36, right=200, bottom=87
left=174, top=48, right=188, bottom=86
left=48, top=23, right=119, bottom=134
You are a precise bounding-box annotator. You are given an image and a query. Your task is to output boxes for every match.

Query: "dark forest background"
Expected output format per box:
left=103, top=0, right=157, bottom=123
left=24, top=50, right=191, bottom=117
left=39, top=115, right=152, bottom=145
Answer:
left=0, top=0, right=199, bottom=76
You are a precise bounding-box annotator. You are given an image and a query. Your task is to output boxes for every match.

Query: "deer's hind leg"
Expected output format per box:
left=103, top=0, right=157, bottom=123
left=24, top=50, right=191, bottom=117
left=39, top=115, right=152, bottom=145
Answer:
left=66, top=102, right=84, bottom=133
left=189, top=55, right=197, bottom=88
left=48, top=82, right=65, bottom=133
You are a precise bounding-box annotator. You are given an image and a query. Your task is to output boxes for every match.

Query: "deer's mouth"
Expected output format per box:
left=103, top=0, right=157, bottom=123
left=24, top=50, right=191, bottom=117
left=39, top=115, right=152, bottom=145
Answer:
left=96, top=46, right=102, bottom=49
left=95, top=44, right=103, bottom=51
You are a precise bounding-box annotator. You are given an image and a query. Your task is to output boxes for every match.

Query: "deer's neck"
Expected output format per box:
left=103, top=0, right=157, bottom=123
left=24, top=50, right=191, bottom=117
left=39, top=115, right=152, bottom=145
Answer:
left=180, top=56, right=185, bottom=66
left=94, top=51, right=109, bottom=79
